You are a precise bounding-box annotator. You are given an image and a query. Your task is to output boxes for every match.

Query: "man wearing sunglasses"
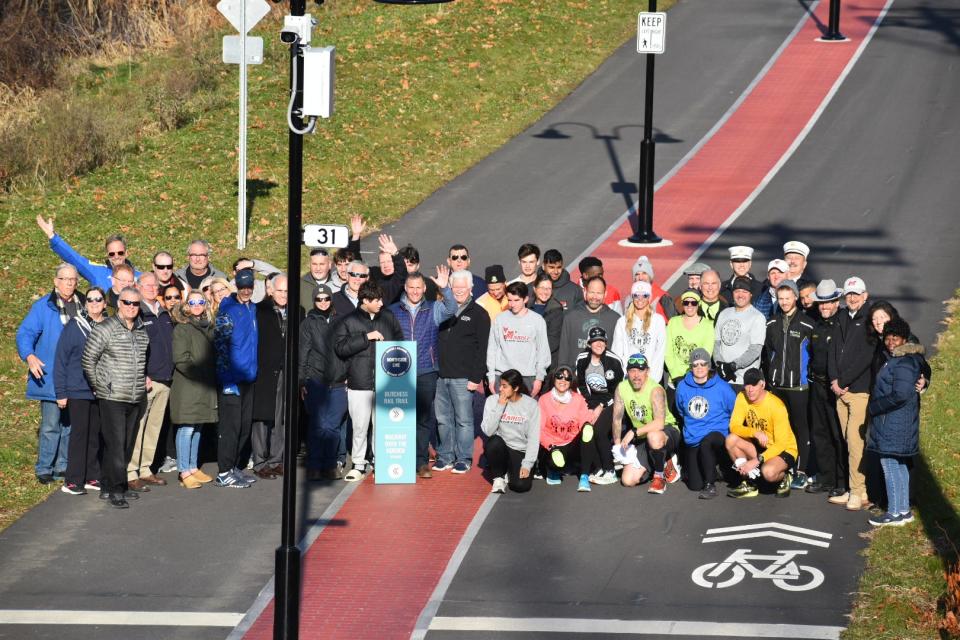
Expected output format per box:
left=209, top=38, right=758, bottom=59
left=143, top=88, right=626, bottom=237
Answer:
left=81, top=287, right=150, bottom=508
left=124, top=272, right=175, bottom=491
left=37, top=215, right=141, bottom=291
left=445, top=244, right=487, bottom=300
left=332, top=234, right=406, bottom=316
left=151, top=251, right=184, bottom=294
left=16, top=263, right=83, bottom=484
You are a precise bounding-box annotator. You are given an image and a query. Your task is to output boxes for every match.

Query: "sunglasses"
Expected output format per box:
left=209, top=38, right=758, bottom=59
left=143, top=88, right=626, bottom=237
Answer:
left=154, top=263, right=173, bottom=270
left=627, top=357, right=648, bottom=368
left=119, top=299, right=139, bottom=307
left=449, top=253, right=469, bottom=261
left=347, top=271, right=369, bottom=279
left=682, top=300, right=699, bottom=307
left=634, top=293, right=651, bottom=299
left=164, top=294, right=181, bottom=301
left=553, top=372, right=571, bottom=381
left=187, top=299, right=206, bottom=307
left=86, top=296, right=104, bottom=303
left=107, top=250, right=126, bottom=258
left=315, top=296, right=331, bottom=302
left=691, top=361, right=709, bottom=368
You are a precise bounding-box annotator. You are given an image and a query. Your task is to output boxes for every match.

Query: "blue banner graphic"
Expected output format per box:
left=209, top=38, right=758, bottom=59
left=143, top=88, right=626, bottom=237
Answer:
left=375, top=341, right=417, bottom=484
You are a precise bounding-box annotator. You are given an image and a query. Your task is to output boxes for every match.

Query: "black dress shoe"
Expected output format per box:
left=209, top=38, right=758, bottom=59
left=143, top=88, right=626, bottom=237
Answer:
left=828, top=487, right=848, bottom=498
left=122, top=490, right=141, bottom=500
left=805, top=482, right=831, bottom=494
left=108, top=494, right=129, bottom=509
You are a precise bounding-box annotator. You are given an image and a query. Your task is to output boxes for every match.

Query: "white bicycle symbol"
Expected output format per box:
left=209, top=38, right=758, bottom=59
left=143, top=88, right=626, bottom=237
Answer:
left=691, top=548, right=824, bottom=592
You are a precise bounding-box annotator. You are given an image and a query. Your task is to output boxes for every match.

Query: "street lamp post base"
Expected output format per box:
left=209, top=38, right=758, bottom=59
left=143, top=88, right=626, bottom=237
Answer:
left=620, top=236, right=673, bottom=248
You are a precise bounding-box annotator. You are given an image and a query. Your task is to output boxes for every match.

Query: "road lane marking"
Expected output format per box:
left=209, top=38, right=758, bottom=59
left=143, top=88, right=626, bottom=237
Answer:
left=0, top=610, right=243, bottom=626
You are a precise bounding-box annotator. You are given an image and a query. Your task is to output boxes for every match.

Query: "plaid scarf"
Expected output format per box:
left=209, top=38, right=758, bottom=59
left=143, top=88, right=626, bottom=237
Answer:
left=50, top=290, right=83, bottom=326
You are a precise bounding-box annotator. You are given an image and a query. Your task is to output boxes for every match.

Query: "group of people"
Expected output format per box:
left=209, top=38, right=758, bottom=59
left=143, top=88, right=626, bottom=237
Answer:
left=16, top=215, right=928, bottom=526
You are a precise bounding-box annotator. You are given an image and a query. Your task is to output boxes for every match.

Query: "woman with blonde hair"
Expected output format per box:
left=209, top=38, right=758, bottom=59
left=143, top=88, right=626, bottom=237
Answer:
left=169, top=289, right=219, bottom=488
left=612, top=280, right=666, bottom=384
left=203, top=277, right=234, bottom=315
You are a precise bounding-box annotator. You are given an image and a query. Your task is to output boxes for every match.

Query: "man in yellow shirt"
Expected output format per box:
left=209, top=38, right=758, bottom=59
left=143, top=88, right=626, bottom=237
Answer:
left=725, top=368, right=798, bottom=498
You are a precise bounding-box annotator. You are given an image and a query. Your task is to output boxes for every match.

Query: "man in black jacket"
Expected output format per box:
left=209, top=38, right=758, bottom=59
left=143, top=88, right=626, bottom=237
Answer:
left=806, top=280, right=847, bottom=498
left=332, top=234, right=406, bottom=316
left=433, top=270, right=491, bottom=474
left=251, top=275, right=290, bottom=479
left=827, top=276, right=873, bottom=511
left=334, top=282, right=403, bottom=481
left=763, top=280, right=815, bottom=488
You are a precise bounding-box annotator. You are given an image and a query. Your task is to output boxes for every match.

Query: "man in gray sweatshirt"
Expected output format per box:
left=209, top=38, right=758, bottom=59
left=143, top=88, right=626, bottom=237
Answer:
left=713, top=277, right=766, bottom=388
left=487, top=282, right=551, bottom=397
left=558, top=276, right=621, bottom=369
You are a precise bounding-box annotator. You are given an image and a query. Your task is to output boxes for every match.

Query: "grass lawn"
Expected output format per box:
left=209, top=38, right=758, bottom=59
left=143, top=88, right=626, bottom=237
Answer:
left=844, top=297, right=960, bottom=639
left=0, top=1, right=666, bottom=528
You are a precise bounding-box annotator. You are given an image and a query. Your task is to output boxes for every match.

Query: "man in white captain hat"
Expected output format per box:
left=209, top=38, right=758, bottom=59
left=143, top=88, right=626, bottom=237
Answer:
left=783, top=241, right=814, bottom=286
left=721, top=245, right=763, bottom=302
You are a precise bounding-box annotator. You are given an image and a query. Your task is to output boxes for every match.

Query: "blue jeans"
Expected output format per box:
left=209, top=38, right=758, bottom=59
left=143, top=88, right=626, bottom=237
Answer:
left=37, top=400, right=70, bottom=477
left=434, top=378, right=477, bottom=467
left=176, top=425, right=201, bottom=472
left=880, top=455, right=911, bottom=515
left=305, top=379, right=348, bottom=470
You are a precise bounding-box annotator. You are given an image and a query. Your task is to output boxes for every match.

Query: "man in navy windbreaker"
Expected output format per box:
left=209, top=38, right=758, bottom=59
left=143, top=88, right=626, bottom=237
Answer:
left=16, top=264, right=83, bottom=483
left=388, top=267, right=457, bottom=478
left=213, top=269, right=259, bottom=488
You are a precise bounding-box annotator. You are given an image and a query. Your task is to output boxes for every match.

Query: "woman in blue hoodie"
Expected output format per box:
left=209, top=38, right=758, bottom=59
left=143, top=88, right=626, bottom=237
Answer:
left=675, top=348, right=737, bottom=499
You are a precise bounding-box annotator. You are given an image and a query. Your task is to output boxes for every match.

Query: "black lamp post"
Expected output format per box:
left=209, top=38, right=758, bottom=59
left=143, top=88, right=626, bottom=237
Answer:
left=627, top=0, right=662, bottom=244
left=821, top=0, right=846, bottom=41
left=273, top=3, right=453, bottom=639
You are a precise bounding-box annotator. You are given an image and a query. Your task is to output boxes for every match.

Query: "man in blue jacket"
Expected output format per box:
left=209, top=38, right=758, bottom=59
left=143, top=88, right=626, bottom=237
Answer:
left=214, top=269, right=259, bottom=488
left=16, top=264, right=83, bottom=483
left=36, top=215, right=140, bottom=290
left=388, top=267, right=456, bottom=478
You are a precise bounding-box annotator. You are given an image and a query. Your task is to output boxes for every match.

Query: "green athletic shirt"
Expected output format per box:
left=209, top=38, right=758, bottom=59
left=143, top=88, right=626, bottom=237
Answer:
left=617, top=378, right=677, bottom=437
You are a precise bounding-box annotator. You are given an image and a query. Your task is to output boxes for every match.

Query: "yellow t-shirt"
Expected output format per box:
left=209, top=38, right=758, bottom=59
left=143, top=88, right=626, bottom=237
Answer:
left=476, top=292, right=508, bottom=322
left=729, top=391, right=798, bottom=460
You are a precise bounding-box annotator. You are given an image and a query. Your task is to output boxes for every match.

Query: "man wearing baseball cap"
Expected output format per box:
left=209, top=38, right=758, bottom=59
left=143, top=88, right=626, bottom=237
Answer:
left=754, top=259, right=788, bottom=319
left=611, top=353, right=680, bottom=495
left=827, top=276, right=873, bottom=510
left=725, top=368, right=798, bottom=498
left=806, top=279, right=847, bottom=498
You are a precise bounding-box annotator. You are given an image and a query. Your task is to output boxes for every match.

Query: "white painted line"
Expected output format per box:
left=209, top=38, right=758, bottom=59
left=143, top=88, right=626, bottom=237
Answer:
left=570, top=1, right=819, bottom=271
left=225, top=478, right=362, bottom=640
left=658, top=0, right=894, bottom=291
left=429, top=617, right=843, bottom=639
left=0, top=610, right=243, bottom=627
left=705, top=522, right=833, bottom=539
left=410, top=492, right=500, bottom=640
left=702, top=531, right=832, bottom=548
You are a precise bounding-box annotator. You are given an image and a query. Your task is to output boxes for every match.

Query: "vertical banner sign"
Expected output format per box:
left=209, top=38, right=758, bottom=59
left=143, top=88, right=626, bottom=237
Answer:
left=375, top=341, right=417, bottom=484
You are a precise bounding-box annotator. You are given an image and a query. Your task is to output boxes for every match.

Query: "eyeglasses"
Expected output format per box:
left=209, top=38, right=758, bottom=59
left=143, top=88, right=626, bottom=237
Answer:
left=154, top=263, right=173, bottom=270
left=211, top=287, right=228, bottom=295
left=682, top=300, right=699, bottom=307
left=315, top=296, right=331, bottom=302
left=164, top=294, right=181, bottom=301
left=553, top=372, right=571, bottom=381
left=634, top=293, right=651, bottom=299
left=187, top=299, right=206, bottom=307
left=119, top=299, right=139, bottom=307
left=188, top=253, right=208, bottom=258
left=449, top=253, right=469, bottom=261
left=347, top=271, right=369, bottom=279
left=691, top=361, right=709, bottom=368
left=86, top=296, right=104, bottom=303
left=107, top=250, right=126, bottom=258
left=56, top=277, right=78, bottom=282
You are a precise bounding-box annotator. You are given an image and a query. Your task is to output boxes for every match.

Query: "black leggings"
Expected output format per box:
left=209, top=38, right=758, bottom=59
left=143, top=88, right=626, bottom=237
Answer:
left=64, top=398, right=101, bottom=487
left=809, top=380, right=846, bottom=490
left=683, top=431, right=728, bottom=490
left=771, top=387, right=810, bottom=474
left=591, top=406, right=615, bottom=473
left=485, top=435, right=532, bottom=493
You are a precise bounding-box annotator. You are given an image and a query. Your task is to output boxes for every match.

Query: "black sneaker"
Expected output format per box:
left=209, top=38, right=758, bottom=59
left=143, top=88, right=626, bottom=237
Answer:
left=122, top=490, right=141, bottom=500
left=698, top=482, right=718, bottom=500
left=37, top=474, right=54, bottom=485
left=108, top=493, right=129, bottom=509
left=61, top=483, right=86, bottom=496
left=805, top=481, right=831, bottom=494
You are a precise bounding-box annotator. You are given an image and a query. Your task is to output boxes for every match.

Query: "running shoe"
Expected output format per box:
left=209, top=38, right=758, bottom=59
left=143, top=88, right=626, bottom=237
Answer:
left=432, top=461, right=453, bottom=472
left=577, top=474, right=591, bottom=492
left=61, top=483, right=86, bottom=496
left=84, top=480, right=101, bottom=491
left=232, top=467, right=257, bottom=483
left=158, top=456, right=178, bottom=473
left=869, top=512, right=906, bottom=527
left=790, top=471, right=809, bottom=490
left=698, top=482, right=718, bottom=500
left=215, top=472, right=250, bottom=488
left=344, top=468, right=365, bottom=482
left=727, top=481, right=759, bottom=499
left=491, top=476, right=507, bottom=493
left=452, top=462, right=470, bottom=474
left=591, top=470, right=618, bottom=485
left=776, top=473, right=793, bottom=498
left=648, top=474, right=666, bottom=494
left=664, top=455, right=680, bottom=484
left=545, top=470, right=562, bottom=486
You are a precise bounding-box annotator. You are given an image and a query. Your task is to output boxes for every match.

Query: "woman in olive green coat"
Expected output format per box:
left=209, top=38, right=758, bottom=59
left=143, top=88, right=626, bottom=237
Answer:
left=170, top=290, right=219, bottom=489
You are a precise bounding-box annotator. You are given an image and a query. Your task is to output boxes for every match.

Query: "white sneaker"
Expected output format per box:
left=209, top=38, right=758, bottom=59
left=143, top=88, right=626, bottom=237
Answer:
left=491, top=476, right=507, bottom=493
left=158, top=456, right=178, bottom=473
left=592, top=470, right=618, bottom=485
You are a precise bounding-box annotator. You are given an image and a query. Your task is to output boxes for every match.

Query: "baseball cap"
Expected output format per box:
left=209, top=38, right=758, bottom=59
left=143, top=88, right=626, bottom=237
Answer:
left=235, top=269, right=255, bottom=289
left=731, top=277, right=753, bottom=293
left=843, top=276, right=866, bottom=295
left=767, top=259, right=789, bottom=274
left=689, top=347, right=711, bottom=367
left=743, top=368, right=765, bottom=386
left=587, top=326, right=608, bottom=344
left=631, top=281, right=652, bottom=298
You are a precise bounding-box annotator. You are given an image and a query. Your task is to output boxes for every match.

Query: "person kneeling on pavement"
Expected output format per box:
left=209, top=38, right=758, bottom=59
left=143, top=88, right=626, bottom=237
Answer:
left=611, top=354, right=681, bottom=494
left=537, top=366, right=603, bottom=493
left=675, top=348, right=737, bottom=500
left=481, top=370, right=540, bottom=494
left=725, top=368, right=799, bottom=498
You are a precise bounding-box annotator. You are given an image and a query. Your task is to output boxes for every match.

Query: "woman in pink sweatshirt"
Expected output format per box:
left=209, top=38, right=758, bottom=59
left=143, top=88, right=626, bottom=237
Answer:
left=537, top=366, right=604, bottom=493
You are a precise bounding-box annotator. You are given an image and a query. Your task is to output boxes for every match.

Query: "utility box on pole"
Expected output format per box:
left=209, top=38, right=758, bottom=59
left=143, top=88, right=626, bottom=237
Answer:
left=303, top=46, right=335, bottom=119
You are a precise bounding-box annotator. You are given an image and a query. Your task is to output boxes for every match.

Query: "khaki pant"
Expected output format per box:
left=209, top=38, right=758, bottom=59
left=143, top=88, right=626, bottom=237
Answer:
left=127, top=381, right=170, bottom=480
left=836, top=392, right=869, bottom=499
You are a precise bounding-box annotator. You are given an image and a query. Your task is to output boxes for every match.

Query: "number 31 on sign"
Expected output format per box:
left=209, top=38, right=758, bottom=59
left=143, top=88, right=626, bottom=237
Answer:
left=303, top=224, right=350, bottom=248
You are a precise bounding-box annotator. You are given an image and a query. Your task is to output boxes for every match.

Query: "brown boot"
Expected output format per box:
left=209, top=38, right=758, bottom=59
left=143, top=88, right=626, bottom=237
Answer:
left=417, top=464, right=433, bottom=479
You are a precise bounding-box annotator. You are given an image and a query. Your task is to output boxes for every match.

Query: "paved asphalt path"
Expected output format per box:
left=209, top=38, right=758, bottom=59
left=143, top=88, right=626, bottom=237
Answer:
left=2, top=0, right=958, bottom=637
